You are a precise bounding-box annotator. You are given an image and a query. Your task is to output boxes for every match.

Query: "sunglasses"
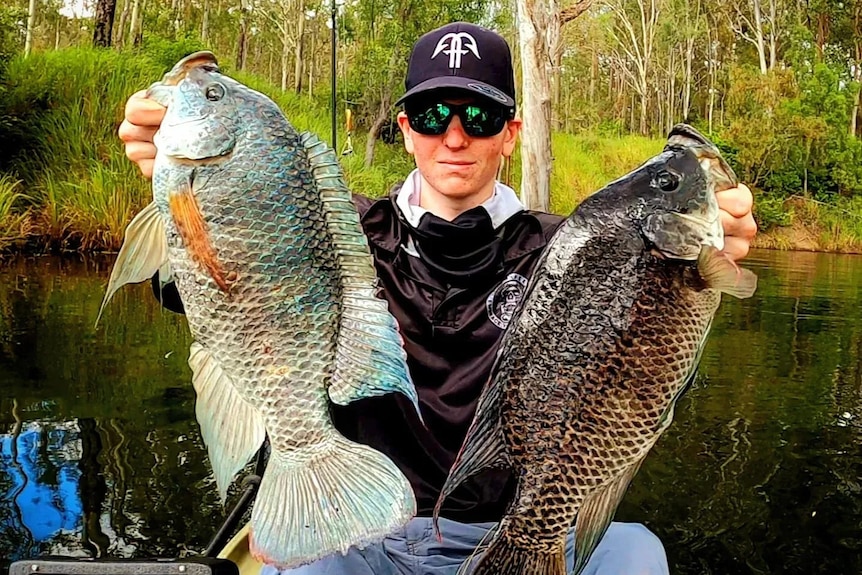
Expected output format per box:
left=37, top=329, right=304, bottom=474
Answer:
left=405, top=100, right=512, bottom=137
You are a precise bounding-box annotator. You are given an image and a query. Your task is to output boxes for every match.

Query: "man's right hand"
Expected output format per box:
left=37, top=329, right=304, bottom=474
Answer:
left=118, top=90, right=167, bottom=179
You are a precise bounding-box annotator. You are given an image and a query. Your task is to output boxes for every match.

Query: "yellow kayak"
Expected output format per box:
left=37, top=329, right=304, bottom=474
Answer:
left=217, top=523, right=263, bottom=575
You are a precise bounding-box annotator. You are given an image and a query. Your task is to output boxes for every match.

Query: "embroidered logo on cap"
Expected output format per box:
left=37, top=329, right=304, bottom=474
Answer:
left=432, top=32, right=481, bottom=69
left=466, top=82, right=509, bottom=104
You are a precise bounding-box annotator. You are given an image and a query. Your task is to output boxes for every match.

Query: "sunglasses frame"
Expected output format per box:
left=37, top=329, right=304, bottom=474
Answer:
left=404, top=99, right=514, bottom=138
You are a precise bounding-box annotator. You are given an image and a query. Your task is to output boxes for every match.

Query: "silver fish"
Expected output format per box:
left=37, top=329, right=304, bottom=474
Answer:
left=100, top=52, right=418, bottom=568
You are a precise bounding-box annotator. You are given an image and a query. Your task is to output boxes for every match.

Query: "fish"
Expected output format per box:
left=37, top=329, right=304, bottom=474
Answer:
left=434, top=124, right=757, bottom=575
left=98, top=51, right=419, bottom=568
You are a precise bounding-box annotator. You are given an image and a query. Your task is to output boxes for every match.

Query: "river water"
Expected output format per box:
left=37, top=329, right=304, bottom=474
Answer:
left=0, top=250, right=859, bottom=574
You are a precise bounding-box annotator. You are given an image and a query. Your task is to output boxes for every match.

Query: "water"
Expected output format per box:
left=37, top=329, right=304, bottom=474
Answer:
left=1, top=251, right=860, bottom=574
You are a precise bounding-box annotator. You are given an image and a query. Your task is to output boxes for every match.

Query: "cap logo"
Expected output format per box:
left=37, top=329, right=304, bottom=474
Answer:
left=431, top=32, right=480, bottom=69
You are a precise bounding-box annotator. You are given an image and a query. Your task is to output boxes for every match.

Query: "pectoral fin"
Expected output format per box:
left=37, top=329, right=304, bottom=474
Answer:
left=169, top=183, right=232, bottom=293
left=96, top=201, right=168, bottom=326
left=698, top=246, right=758, bottom=298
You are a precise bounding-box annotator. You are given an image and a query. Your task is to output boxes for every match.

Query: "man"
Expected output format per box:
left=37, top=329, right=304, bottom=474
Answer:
left=119, top=22, right=756, bottom=575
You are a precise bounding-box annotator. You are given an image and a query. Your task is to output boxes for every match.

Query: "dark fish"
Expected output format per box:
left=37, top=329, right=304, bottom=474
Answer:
left=100, top=52, right=419, bottom=568
left=434, top=124, right=757, bottom=575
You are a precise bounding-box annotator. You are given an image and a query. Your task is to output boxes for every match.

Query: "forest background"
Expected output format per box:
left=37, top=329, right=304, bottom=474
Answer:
left=0, top=0, right=861, bottom=253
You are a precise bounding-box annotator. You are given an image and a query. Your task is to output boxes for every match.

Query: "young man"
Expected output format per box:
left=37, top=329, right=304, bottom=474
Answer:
left=119, top=22, right=756, bottom=575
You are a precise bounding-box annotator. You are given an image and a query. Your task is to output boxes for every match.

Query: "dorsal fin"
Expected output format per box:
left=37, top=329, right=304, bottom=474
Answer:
left=299, top=132, right=421, bottom=417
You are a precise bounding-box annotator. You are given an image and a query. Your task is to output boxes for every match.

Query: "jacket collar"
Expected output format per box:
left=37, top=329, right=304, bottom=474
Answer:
left=360, top=181, right=557, bottom=264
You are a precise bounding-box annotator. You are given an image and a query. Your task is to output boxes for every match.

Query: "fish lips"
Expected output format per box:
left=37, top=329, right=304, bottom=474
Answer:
left=666, top=124, right=738, bottom=193
left=154, top=117, right=236, bottom=162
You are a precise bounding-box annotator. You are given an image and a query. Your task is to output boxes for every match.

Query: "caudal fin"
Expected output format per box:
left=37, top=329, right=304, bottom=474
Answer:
left=471, top=534, right=565, bottom=575
left=249, top=433, right=415, bottom=569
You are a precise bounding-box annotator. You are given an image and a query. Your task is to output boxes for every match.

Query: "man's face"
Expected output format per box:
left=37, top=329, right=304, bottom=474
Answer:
left=397, top=94, right=521, bottom=211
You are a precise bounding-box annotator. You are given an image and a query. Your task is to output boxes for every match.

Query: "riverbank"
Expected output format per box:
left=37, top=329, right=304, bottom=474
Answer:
left=2, top=47, right=862, bottom=256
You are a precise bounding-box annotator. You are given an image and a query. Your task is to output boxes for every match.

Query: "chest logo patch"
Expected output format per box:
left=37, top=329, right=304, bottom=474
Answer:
left=486, top=273, right=528, bottom=329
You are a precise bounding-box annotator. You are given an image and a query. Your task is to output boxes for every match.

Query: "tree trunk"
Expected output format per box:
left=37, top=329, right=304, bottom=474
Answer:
left=294, top=1, right=305, bottom=94
left=129, top=0, right=142, bottom=46
left=682, top=37, right=693, bottom=120
left=281, top=18, right=290, bottom=91
left=25, top=0, right=37, bottom=55
left=308, top=29, right=314, bottom=98
left=115, top=0, right=129, bottom=46
left=201, top=0, right=209, bottom=44
left=93, top=0, right=117, bottom=47
left=753, top=0, right=768, bottom=74
left=518, top=0, right=557, bottom=212
left=364, top=94, right=391, bottom=167
left=236, top=0, right=250, bottom=71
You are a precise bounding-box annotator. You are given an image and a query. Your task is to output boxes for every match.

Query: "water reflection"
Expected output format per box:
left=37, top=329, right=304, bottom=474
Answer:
left=1, top=251, right=861, bottom=574
left=0, top=420, right=82, bottom=559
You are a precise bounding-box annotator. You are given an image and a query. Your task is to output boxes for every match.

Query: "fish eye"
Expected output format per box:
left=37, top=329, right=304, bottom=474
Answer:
left=656, top=170, right=680, bottom=192
left=205, top=83, right=226, bottom=101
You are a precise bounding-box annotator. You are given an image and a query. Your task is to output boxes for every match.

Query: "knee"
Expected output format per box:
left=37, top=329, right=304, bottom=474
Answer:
left=577, top=522, right=669, bottom=575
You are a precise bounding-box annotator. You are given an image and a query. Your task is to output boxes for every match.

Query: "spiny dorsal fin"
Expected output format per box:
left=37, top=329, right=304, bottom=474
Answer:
left=299, top=132, right=420, bottom=417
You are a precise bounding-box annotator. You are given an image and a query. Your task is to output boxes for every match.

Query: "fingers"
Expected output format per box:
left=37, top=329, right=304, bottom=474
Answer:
left=124, top=89, right=167, bottom=128
left=717, top=183, right=758, bottom=262
left=721, top=233, right=751, bottom=262
left=715, top=183, right=752, bottom=219
left=118, top=90, right=166, bottom=180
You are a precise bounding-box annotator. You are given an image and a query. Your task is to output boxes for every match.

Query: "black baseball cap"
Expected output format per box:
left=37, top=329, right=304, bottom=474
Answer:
left=395, top=22, right=516, bottom=112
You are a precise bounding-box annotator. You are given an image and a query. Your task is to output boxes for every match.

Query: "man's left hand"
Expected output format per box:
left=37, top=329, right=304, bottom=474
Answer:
left=717, top=183, right=757, bottom=261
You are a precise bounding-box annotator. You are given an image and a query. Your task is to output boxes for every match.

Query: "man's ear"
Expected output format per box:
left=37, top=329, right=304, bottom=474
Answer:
left=502, top=117, right=522, bottom=158
left=397, top=112, right=414, bottom=154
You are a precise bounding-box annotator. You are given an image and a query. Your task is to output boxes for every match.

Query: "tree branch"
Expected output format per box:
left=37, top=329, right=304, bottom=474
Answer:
left=560, top=0, right=593, bottom=26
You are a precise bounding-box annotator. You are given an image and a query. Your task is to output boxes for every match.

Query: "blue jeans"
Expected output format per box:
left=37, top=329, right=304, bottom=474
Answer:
left=262, top=517, right=669, bottom=575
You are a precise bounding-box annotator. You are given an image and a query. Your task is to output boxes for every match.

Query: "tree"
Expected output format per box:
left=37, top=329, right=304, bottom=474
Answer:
left=518, top=0, right=559, bottom=212
left=25, top=0, right=36, bottom=55
left=93, top=0, right=117, bottom=47
left=607, top=0, right=662, bottom=135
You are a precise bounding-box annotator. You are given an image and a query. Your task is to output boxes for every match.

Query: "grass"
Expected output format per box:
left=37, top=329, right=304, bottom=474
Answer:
left=0, top=173, right=31, bottom=252
left=2, top=45, right=861, bottom=254
left=752, top=195, right=862, bottom=253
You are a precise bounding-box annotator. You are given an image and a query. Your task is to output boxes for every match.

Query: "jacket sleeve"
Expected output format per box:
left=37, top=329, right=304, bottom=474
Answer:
left=151, top=272, right=185, bottom=314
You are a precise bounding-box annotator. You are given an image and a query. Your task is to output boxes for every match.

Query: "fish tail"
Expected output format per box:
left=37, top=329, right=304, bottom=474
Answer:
left=472, top=535, right=566, bottom=575
left=248, top=433, right=415, bottom=569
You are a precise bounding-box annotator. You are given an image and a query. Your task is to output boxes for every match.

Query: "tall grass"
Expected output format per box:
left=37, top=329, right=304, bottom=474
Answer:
left=5, top=46, right=857, bottom=254
left=0, top=174, right=32, bottom=252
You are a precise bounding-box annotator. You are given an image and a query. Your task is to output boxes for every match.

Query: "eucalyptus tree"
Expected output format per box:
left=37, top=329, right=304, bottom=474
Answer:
left=25, top=0, right=36, bottom=54
left=93, top=0, right=117, bottom=46
left=606, top=0, right=662, bottom=135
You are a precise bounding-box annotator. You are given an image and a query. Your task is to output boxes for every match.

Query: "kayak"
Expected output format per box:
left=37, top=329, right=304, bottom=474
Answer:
left=218, top=523, right=263, bottom=574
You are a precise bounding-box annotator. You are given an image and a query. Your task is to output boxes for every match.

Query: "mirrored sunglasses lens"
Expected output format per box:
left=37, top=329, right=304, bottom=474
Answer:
left=463, top=105, right=504, bottom=137
left=409, top=103, right=453, bottom=135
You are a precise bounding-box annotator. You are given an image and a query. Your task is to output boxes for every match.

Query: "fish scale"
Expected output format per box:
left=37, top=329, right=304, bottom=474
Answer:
left=435, top=124, right=756, bottom=575
left=100, top=51, right=419, bottom=569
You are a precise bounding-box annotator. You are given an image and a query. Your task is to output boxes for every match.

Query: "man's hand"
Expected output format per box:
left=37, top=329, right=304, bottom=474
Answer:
left=717, top=183, right=757, bottom=261
left=118, top=90, right=167, bottom=179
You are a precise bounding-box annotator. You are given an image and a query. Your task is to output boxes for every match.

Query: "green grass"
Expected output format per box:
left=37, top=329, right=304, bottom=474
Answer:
left=5, top=45, right=860, bottom=254
left=0, top=173, right=31, bottom=252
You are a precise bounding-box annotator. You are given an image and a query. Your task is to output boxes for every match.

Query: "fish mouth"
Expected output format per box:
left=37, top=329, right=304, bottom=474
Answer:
left=666, top=124, right=738, bottom=193
left=162, top=51, right=220, bottom=85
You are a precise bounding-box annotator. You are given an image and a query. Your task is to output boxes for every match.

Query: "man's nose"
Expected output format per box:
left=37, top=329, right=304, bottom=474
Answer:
left=443, top=115, right=469, bottom=148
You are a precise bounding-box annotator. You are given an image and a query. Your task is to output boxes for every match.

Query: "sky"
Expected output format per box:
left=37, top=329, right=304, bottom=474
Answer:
left=59, top=0, right=94, bottom=19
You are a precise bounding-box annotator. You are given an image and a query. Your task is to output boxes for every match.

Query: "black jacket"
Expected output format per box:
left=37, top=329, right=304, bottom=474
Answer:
left=154, top=187, right=564, bottom=522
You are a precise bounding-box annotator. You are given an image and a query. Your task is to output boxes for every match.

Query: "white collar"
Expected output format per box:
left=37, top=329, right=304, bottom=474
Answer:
left=395, top=168, right=524, bottom=230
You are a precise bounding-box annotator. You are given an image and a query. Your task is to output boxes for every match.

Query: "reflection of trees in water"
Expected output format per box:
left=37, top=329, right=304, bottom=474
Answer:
left=78, top=417, right=109, bottom=556
left=619, top=250, right=862, bottom=575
